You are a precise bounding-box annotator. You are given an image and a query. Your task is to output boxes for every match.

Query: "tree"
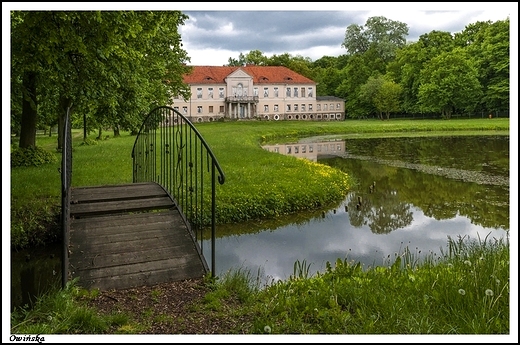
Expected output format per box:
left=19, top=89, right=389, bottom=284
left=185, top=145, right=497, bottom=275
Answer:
left=456, top=19, right=510, bottom=114
left=335, top=55, right=373, bottom=118
left=418, top=48, right=482, bottom=119
left=341, top=16, right=409, bottom=63
left=374, top=80, right=402, bottom=120
left=227, top=50, right=269, bottom=66
left=358, top=76, right=383, bottom=117
left=358, top=76, right=401, bottom=120
left=11, top=11, right=191, bottom=149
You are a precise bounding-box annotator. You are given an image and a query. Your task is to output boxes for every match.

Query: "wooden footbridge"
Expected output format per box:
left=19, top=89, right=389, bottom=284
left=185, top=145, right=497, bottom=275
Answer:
left=61, top=106, right=225, bottom=291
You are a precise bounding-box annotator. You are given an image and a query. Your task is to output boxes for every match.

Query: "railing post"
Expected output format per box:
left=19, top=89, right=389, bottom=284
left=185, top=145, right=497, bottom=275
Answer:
left=61, top=106, right=72, bottom=289
left=211, top=162, right=216, bottom=277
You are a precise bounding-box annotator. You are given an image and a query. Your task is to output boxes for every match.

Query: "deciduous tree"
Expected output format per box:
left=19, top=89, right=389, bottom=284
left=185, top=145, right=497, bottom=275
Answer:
left=418, top=48, right=482, bottom=119
left=11, top=10, right=191, bottom=149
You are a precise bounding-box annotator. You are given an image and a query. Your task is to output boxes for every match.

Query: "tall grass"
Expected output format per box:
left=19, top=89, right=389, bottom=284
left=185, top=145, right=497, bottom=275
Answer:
left=252, top=233, right=510, bottom=334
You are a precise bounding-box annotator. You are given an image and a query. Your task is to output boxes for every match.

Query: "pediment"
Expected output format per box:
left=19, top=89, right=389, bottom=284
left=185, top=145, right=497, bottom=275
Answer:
left=226, top=68, right=252, bottom=80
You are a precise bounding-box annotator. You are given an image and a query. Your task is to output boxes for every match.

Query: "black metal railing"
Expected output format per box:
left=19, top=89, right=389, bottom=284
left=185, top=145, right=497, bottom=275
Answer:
left=132, top=106, right=225, bottom=277
left=61, top=107, right=72, bottom=288
left=225, top=95, right=259, bottom=103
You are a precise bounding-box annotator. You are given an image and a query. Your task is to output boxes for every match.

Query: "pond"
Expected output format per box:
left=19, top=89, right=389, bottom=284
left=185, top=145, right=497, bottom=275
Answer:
left=10, top=134, right=510, bottom=310
left=200, top=134, right=510, bottom=285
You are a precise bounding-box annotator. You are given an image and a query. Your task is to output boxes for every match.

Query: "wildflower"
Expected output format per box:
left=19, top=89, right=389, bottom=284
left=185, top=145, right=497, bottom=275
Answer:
left=264, top=325, right=272, bottom=334
left=458, top=289, right=466, bottom=296
left=47, top=315, right=53, bottom=321
left=447, top=263, right=453, bottom=268
left=485, top=289, right=494, bottom=297
left=496, top=279, right=501, bottom=285
left=464, top=260, right=472, bottom=266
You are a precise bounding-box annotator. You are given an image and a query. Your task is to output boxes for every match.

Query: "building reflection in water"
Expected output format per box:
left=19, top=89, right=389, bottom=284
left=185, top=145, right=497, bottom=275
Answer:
left=262, top=140, right=346, bottom=161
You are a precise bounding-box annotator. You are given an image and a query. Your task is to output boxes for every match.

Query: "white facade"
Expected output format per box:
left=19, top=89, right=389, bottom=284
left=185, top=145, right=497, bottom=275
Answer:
left=172, top=66, right=345, bottom=122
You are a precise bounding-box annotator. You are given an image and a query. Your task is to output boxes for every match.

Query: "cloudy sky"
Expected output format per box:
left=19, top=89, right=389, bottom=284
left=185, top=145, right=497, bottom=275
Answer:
left=3, top=2, right=517, bottom=66
left=179, top=3, right=517, bottom=65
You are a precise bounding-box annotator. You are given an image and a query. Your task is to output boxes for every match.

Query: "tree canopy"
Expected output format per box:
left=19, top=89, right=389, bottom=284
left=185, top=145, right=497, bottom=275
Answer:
left=11, top=10, right=192, bottom=148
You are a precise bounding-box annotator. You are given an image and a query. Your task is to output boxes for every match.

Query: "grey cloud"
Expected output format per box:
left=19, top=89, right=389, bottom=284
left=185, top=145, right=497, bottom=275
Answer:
left=183, top=11, right=364, bottom=55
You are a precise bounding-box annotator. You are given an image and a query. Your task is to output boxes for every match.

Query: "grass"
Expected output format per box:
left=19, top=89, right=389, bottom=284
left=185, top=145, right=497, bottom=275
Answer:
left=10, top=234, right=510, bottom=336
left=10, top=117, right=511, bottom=336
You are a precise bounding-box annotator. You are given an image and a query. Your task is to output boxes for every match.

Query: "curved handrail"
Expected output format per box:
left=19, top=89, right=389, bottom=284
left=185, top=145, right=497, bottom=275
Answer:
left=132, top=106, right=225, bottom=184
left=131, top=106, right=225, bottom=277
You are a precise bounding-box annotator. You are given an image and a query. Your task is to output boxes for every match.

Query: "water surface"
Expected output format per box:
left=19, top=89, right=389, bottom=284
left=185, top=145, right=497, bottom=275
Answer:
left=202, top=135, right=509, bottom=284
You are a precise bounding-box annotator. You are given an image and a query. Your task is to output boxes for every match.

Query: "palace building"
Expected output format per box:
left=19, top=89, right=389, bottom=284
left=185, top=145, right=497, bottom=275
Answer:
left=172, top=65, right=345, bottom=122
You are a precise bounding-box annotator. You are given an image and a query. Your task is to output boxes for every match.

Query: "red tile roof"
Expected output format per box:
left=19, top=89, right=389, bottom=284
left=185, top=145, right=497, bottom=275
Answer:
left=183, top=66, right=315, bottom=85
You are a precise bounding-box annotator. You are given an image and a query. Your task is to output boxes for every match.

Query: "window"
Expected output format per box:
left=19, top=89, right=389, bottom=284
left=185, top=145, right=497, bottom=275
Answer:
left=197, top=106, right=202, bottom=113
left=294, top=146, right=299, bottom=154
left=317, top=104, right=321, bottom=111
left=219, top=88, right=224, bottom=98
left=253, top=87, right=259, bottom=96
left=183, top=106, right=188, bottom=114
left=330, top=103, right=334, bottom=110
left=336, top=103, right=341, bottom=110
left=294, top=104, right=298, bottom=111
left=309, top=104, right=313, bottom=111
left=301, top=87, right=305, bottom=97
left=274, top=104, right=279, bottom=112
left=237, top=83, right=243, bottom=96
left=274, top=87, right=279, bottom=97
left=308, top=87, right=313, bottom=97
left=324, top=104, right=328, bottom=110
left=264, top=87, right=269, bottom=97
left=232, top=86, right=237, bottom=96
left=208, top=87, right=213, bottom=98
left=209, top=106, right=214, bottom=113
left=302, top=145, right=306, bottom=153
left=219, top=106, right=224, bottom=113
left=264, top=105, right=269, bottom=112
left=293, top=87, right=298, bottom=97
left=286, top=87, right=291, bottom=97
left=197, top=88, right=202, bottom=99
left=173, top=106, right=179, bottom=112
left=286, top=104, right=291, bottom=111
left=286, top=146, right=291, bottom=154
left=301, top=104, right=305, bottom=111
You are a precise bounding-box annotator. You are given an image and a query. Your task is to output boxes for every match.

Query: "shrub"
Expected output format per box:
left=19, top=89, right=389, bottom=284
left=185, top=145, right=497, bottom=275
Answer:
left=80, top=138, right=99, bottom=146
left=11, top=146, right=58, bottom=167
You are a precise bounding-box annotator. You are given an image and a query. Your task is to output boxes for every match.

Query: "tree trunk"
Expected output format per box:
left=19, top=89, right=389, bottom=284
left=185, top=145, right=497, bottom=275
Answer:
left=113, top=125, right=120, bottom=137
left=83, top=113, right=87, bottom=141
left=97, top=127, right=102, bottom=140
left=18, top=71, right=38, bottom=148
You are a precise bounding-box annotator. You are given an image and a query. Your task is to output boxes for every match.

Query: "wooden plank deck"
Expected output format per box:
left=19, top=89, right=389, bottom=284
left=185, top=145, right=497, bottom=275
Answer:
left=68, top=182, right=207, bottom=291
